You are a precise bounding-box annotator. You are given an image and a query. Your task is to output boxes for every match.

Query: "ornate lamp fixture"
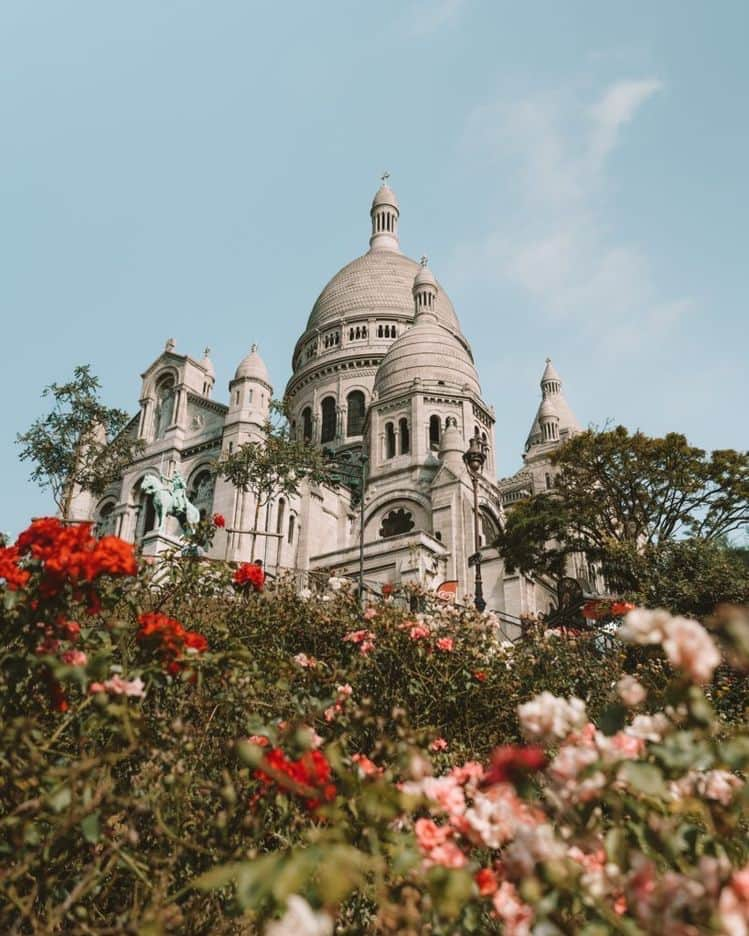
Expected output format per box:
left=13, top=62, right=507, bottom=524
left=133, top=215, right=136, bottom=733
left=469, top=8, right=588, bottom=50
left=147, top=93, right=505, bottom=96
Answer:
left=463, top=432, right=488, bottom=612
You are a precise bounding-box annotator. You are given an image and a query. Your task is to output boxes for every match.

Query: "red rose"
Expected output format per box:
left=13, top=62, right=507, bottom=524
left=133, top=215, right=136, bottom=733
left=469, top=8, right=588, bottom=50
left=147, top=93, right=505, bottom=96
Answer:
left=474, top=670, right=487, bottom=683
left=9, top=518, right=137, bottom=606
left=475, top=867, right=499, bottom=896
left=482, top=745, right=548, bottom=787
left=212, top=513, right=225, bottom=528
left=254, top=747, right=336, bottom=811
left=233, top=562, right=265, bottom=592
left=137, top=611, right=208, bottom=671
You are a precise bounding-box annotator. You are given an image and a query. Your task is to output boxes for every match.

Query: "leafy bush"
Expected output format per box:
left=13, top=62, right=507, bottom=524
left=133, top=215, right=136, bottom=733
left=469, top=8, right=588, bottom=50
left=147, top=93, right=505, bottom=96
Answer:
left=1, top=519, right=747, bottom=933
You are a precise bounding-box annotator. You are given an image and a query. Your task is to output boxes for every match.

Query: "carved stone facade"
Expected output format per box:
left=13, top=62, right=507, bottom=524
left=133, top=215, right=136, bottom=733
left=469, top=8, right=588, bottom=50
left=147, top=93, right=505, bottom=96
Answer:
left=68, top=182, right=582, bottom=619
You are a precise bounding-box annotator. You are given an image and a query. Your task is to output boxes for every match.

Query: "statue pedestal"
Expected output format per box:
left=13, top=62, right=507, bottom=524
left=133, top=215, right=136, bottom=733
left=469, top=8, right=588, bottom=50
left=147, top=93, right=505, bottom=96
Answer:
left=140, top=530, right=183, bottom=558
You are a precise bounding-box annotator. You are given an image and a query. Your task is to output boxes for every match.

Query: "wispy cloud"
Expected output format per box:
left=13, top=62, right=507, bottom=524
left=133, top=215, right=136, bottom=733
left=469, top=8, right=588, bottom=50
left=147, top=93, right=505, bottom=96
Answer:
left=405, top=0, right=466, bottom=36
left=451, top=77, right=691, bottom=350
left=589, top=79, right=663, bottom=166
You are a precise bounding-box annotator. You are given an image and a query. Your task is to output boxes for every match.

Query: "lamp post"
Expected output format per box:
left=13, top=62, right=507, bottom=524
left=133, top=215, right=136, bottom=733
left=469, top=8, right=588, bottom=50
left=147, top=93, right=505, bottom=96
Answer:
left=324, top=450, right=368, bottom=608
left=463, top=432, right=487, bottom=612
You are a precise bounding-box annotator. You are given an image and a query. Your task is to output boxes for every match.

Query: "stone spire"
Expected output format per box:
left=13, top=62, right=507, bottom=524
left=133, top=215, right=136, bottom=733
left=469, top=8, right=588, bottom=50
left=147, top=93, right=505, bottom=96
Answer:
left=525, top=358, right=580, bottom=452
left=540, top=357, right=562, bottom=397
left=369, top=172, right=400, bottom=252
left=412, top=256, right=439, bottom=320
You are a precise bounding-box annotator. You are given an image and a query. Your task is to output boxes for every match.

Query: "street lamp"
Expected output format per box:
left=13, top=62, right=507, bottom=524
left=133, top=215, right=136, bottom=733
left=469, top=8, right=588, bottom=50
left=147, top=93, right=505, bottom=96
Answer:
left=463, top=432, right=487, bottom=612
left=324, top=450, right=368, bottom=608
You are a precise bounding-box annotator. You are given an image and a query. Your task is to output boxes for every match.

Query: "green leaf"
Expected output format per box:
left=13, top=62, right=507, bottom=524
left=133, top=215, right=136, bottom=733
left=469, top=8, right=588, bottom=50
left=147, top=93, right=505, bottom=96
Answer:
left=605, top=827, right=628, bottom=868
left=719, top=736, right=749, bottom=770
left=237, top=741, right=266, bottom=768
left=599, top=703, right=627, bottom=736
left=193, top=861, right=244, bottom=892
left=687, top=686, right=715, bottom=725
left=47, top=785, right=72, bottom=813
left=618, top=762, right=667, bottom=797
left=81, top=811, right=100, bottom=844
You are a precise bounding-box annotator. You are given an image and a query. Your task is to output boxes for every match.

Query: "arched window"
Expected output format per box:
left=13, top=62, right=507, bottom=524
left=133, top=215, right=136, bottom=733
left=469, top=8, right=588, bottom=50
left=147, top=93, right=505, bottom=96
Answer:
left=429, top=415, right=441, bottom=449
left=302, top=406, right=313, bottom=442
left=189, top=469, right=214, bottom=521
left=399, top=417, right=410, bottom=454
left=276, top=498, right=286, bottom=535
left=134, top=478, right=157, bottom=543
left=320, top=397, right=337, bottom=444
left=288, top=514, right=296, bottom=544
left=385, top=422, right=396, bottom=459
left=480, top=508, right=499, bottom=548
left=95, top=500, right=117, bottom=538
left=346, top=390, right=366, bottom=437
left=154, top=374, right=176, bottom=439
left=379, top=507, right=415, bottom=538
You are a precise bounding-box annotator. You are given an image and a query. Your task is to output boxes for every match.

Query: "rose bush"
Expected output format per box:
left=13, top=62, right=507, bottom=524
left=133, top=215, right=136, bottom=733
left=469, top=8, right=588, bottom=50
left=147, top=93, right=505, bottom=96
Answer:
left=0, top=519, right=747, bottom=933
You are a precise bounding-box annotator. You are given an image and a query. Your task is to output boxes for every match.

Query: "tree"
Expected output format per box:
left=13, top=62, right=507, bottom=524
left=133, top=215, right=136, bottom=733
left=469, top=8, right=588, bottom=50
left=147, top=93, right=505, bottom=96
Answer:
left=217, top=401, right=333, bottom=560
left=606, top=538, right=749, bottom=618
left=496, top=427, right=749, bottom=601
left=16, top=366, right=144, bottom=517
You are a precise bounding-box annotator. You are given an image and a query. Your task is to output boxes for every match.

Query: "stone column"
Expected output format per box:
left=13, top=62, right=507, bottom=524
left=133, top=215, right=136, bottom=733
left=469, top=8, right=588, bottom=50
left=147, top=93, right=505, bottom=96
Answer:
left=413, top=392, right=425, bottom=460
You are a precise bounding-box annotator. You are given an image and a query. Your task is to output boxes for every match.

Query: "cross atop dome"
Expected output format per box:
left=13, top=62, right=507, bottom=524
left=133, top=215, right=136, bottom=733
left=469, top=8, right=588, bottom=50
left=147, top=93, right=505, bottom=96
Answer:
left=381, top=170, right=390, bottom=185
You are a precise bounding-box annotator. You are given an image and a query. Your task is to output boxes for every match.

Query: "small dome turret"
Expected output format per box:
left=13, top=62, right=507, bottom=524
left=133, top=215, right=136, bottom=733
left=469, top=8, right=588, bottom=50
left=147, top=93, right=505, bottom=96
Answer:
left=541, top=357, right=562, bottom=396
left=525, top=358, right=579, bottom=451
left=374, top=262, right=479, bottom=399
left=200, top=347, right=215, bottom=379
left=234, top=344, right=271, bottom=386
left=412, top=256, right=439, bottom=318
left=437, top=416, right=466, bottom=474
left=538, top=398, right=556, bottom=419
left=369, top=172, right=400, bottom=253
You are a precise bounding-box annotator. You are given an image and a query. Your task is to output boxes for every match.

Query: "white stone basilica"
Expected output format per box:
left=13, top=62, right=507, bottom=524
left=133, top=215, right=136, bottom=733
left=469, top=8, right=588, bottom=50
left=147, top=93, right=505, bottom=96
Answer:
left=69, top=180, right=584, bottom=618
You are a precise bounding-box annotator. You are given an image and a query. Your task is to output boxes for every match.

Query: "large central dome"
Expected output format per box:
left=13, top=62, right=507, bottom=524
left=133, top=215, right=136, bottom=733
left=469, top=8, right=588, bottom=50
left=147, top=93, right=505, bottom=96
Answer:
left=306, top=250, right=461, bottom=333
left=285, top=181, right=472, bottom=452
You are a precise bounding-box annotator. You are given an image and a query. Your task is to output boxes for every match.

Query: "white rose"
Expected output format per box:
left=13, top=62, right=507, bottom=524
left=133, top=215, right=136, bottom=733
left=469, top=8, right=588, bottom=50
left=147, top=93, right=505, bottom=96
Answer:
left=518, top=692, right=588, bottom=744
left=265, top=896, right=333, bottom=936
left=617, top=608, right=672, bottom=645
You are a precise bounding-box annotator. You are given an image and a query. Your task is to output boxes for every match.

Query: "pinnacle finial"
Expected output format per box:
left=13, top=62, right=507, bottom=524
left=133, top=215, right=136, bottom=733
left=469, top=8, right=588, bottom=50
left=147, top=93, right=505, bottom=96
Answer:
left=203, top=346, right=211, bottom=357
left=545, top=357, right=551, bottom=364
left=381, top=170, right=390, bottom=186
left=251, top=343, right=258, bottom=353
left=165, top=337, right=176, bottom=352
left=420, top=255, right=429, bottom=267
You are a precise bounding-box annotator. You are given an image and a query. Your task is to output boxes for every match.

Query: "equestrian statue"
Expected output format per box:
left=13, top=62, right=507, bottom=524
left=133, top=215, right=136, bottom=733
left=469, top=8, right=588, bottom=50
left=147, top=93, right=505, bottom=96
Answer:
left=140, top=472, right=200, bottom=534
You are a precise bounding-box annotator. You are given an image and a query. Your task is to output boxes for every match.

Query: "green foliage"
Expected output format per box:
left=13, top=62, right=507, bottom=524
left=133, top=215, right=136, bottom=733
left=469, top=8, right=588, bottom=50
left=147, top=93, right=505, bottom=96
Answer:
left=496, top=426, right=749, bottom=604
left=1, top=522, right=748, bottom=933
left=16, top=365, right=144, bottom=513
left=608, top=537, right=749, bottom=617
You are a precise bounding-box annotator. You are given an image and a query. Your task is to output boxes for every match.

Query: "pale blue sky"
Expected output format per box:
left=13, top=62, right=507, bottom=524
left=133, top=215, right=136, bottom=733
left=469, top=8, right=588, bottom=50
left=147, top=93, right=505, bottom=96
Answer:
left=2, top=1, right=747, bottom=534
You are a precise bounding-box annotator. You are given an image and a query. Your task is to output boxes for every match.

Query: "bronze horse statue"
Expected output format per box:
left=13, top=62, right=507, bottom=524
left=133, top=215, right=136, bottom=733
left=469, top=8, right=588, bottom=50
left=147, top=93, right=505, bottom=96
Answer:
left=140, top=473, right=200, bottom=533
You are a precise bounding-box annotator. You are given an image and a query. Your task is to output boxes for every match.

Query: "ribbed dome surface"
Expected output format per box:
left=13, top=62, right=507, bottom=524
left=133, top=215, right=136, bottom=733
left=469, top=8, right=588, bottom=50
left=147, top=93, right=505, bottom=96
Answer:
left=305, top=252, right=460, bottom=333
left=374, top=317, right=480, bottom=398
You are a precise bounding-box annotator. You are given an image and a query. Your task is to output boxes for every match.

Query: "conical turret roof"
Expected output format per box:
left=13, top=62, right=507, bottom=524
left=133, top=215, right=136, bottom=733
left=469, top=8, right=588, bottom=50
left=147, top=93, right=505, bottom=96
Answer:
left=525, top=358, right=579, bottom=450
